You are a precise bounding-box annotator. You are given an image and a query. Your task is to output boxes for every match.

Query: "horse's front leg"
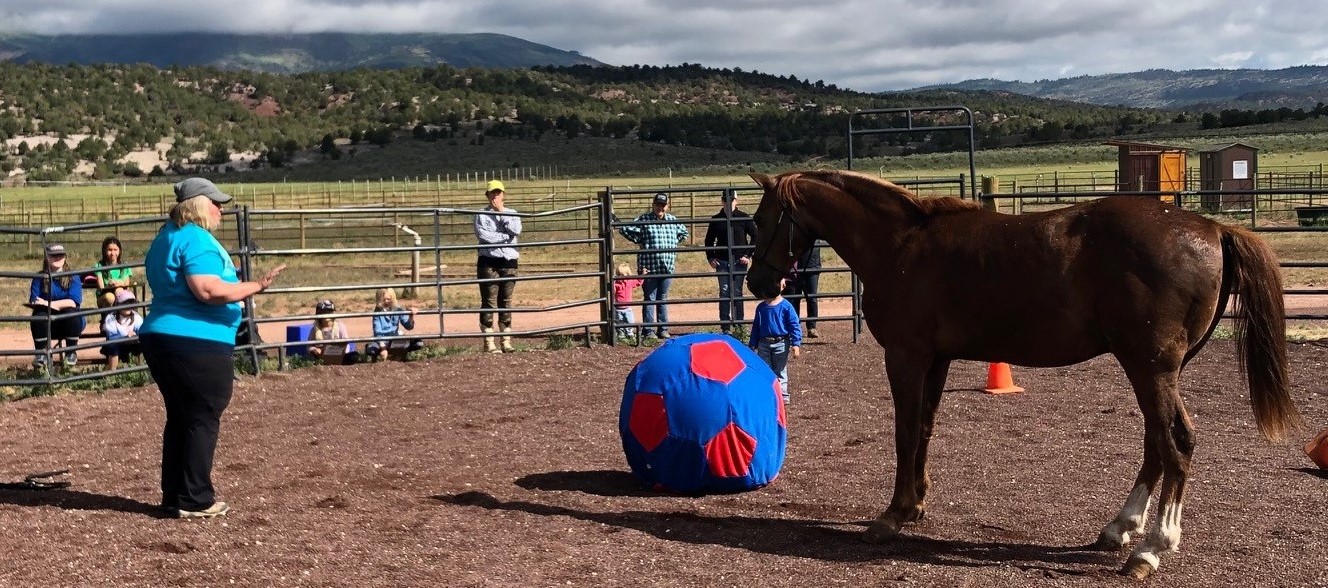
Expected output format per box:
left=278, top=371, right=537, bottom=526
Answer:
left=863, top=353, right=930, bottom=544
left=912, top=358, right=952, bottom=516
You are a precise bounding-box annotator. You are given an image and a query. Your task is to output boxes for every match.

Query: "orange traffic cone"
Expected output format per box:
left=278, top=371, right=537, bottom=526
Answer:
left=983, top=362, right=1024, bottom=395
left=1306, top=428, right=1328, bottom=470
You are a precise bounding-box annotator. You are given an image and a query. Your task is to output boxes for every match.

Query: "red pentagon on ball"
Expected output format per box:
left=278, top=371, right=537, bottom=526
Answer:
left=627, top=392, right=669, bottom=452
left=704, top=422, right=757, bottom=478
left=689, top=340, right=745, bottom=385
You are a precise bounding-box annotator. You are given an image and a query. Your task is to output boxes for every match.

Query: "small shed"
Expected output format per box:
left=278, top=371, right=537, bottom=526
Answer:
left=1198, top=143, right=1258, bottom=211
left=1104, top=140, right=1189, bottom=196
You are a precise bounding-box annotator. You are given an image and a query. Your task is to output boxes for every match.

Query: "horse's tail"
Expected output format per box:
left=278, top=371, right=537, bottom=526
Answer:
left=1221, top=226, right=1300, bottom=441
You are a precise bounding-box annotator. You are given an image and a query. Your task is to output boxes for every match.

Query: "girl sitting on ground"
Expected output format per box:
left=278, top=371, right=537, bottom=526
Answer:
left=101, top=290, right=144, bottom=371
left=309, top=299, right=360, bottom=365
left=367, top=288, right=421, bottom=360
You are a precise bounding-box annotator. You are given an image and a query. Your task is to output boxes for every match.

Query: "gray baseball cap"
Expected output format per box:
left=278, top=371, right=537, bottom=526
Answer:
left=174, top=177, right=233, bottom=204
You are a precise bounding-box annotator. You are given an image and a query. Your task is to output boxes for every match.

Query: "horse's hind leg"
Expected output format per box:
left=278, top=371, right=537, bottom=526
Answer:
left=1094, top=438, right=1161, bottom=550
left=1110, top=351, right=1195, bottom=580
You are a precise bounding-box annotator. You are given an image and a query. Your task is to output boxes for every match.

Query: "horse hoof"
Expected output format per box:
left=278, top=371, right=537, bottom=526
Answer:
left=1091, top=532, right=1126, bottom=551
left=1119, top=557, right=1157, bottom=580
left=862, top=519, right=902, bottom=544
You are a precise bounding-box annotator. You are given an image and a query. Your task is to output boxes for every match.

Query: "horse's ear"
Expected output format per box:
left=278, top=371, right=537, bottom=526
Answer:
left=749, top=173, right=773, bottom=190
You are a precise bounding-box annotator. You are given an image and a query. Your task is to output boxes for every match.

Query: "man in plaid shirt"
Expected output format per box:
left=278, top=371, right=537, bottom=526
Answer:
left=617, top=192, right=689, bottom=338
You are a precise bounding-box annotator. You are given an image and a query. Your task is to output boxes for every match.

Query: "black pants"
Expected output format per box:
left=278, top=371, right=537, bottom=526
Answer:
left=478, top=261, right=518, bottom=329
left=140, top=333, right=234, bottom=511
left=782, top=272, right=820, bottom=328
left=30, top=308, right=83, bottom=351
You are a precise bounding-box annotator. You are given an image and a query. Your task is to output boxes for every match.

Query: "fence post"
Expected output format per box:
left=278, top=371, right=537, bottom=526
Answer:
left=299, top=213, right=306, bottom=249
left=981, top=176, right=999, bottom=211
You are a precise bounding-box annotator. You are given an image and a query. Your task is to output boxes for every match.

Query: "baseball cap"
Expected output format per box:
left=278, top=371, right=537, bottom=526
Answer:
left=173, top=177, right=233, bottom=204
left=315, top=299, right=336, bottom=314
left=114, top=290, right=137, bottom=304
left=486, top=180, right=506, bottom=193
left=721, top=189, right=737, bottom=202
left=652, top=192, right=669, bottom=205
left=44, top=244, right=66, bottom=256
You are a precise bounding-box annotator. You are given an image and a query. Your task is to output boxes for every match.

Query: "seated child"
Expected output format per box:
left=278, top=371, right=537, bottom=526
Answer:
left=748, top=279, right=802, bottom=404
left=366, top=288, right=422, bottom=360
left=309, top=299, right=360, bottom=365
left=612, top=263, right=645, bottom=340
left=101, top=290, right=143, bottom=371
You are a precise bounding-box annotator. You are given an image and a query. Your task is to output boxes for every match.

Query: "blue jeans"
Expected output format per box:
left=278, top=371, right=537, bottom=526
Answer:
left=613, top=307, right=636, bottom=339
left=641, top=277, right=672, bottom=337
left=715, top=261, right=747, bottom=331
left=756, top=338, right=790, bottom=403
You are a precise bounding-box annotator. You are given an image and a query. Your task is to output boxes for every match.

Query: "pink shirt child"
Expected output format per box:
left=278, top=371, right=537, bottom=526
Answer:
left=614, top=277, right=644, bottom=308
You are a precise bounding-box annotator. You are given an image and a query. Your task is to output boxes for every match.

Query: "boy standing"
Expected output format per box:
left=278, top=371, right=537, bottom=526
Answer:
left=748, top=281, right=802, bottom=404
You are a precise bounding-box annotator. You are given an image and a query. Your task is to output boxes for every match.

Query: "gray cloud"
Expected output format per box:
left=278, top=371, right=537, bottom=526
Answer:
left=0, top=0, right=1325, bottom=91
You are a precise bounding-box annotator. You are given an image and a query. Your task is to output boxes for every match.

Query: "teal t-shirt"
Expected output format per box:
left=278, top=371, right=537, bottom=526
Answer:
left=140, top=222, right=242, bottom=344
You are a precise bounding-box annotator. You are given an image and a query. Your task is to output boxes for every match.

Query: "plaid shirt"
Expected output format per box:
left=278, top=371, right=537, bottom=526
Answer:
left=618, top=212, right=689, bottom=275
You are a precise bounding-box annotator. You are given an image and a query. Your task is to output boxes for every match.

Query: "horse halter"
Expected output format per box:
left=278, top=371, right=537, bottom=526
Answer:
left=755, top=202, right=812, bottom=278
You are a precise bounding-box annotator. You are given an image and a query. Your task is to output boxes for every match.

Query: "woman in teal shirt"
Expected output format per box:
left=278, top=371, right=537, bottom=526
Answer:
left=139, top=177, right=286, bottom=519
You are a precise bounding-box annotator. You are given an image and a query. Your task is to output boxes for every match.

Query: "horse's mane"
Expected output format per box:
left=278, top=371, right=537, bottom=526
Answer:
left=778, top=169, right=980, bottom=215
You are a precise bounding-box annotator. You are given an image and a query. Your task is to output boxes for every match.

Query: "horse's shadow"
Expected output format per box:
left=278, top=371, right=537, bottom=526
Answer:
left=436, top=469, right=1118, bottom=575
left=0, top=487, right=166, bottom=517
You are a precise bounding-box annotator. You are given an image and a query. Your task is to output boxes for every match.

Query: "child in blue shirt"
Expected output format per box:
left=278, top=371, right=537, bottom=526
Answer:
left=367, top=287, right=422, bottom=360
left=748, top=279, right=802, bottom=404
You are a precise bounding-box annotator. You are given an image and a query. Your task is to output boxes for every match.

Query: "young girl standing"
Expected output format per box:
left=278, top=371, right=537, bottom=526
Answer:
left=748, top=280, right=802, bottom=404
left=612, top=263, right=645, bottom=340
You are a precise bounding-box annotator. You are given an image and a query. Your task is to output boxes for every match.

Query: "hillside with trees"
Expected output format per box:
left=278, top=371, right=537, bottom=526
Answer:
left=2, top=61, right=1325, bottom=183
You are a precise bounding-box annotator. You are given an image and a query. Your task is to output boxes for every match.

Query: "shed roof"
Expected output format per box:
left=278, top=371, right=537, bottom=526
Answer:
left=1197, top=142, right=1260, bottom=153
left=1102, top=139, right=1189, bottom=152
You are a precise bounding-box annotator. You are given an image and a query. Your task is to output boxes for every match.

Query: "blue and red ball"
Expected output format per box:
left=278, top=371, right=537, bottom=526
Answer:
left=619, top=333, right=787, bottom=494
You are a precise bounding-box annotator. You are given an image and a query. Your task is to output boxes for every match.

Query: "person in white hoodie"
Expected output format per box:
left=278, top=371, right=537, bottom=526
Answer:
left=101, top=289, right=144, bottom=371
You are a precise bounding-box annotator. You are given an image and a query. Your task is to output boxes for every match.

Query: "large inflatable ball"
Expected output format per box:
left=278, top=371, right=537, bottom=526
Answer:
left=619, top=333, right=787, bottom=494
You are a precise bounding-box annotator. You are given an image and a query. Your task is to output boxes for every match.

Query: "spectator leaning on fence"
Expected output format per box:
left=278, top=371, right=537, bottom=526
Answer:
left=139, top=177, right=287, bottom=519
left=616, top=192, right=689, bottom=339
left=783, top=244, right=822, bottom=339
left=704, top=189, right=757, bottom=336
left=27, top=243, right=85, bottom=369
left=474, top=179, right=522, bottom=353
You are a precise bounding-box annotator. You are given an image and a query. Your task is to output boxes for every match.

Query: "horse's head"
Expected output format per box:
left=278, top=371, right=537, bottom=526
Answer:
left=746, top=172, right=818, bottom=299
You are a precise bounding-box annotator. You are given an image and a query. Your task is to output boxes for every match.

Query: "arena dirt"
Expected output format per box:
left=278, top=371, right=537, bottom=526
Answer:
left=1, top=325, right=1325, bottom=587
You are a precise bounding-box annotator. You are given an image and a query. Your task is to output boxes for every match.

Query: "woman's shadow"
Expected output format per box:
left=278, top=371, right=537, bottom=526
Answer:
left=0, top=486, right=166, bottom=518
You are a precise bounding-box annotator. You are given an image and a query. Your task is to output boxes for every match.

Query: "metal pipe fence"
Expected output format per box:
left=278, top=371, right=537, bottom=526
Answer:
left=1, top=186, right=861, bottom=389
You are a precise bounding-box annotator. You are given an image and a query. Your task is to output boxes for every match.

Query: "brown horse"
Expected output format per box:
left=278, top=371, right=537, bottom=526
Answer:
left=745, top=169, right=1300, bottom=579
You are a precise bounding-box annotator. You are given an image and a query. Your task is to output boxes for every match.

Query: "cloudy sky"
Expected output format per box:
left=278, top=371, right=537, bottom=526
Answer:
left=2, top=0, right=1326, bottom=92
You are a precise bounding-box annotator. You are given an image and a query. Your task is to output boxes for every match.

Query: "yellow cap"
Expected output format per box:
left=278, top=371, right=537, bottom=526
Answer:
left=486, top=180, right=506, bottom=193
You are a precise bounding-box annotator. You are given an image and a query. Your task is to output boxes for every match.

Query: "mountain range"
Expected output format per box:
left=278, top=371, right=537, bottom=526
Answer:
left=0, top=32, right=604, bottom=73
left=918, top=66, right=1328, bottom=110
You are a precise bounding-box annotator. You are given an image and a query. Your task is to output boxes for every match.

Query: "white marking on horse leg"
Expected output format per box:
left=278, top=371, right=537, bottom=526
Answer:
left=1097, top=483, right=1152, bottom=547
left=1127, top=500, right=1184, bottom=575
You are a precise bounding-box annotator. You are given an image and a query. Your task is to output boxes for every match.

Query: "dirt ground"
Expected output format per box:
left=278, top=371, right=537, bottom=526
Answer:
left=0, top=324, right=1326, bottom=588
